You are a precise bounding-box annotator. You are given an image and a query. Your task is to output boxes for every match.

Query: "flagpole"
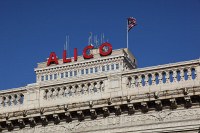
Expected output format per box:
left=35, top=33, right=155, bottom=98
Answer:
left=127, top=19, right=129, bottom=49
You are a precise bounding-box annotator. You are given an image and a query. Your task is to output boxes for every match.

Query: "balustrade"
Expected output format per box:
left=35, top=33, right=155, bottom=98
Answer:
left=0, top=93, right=24, bottom=108
left=43, top=80, right=105, bottom=100
left=127, top=65, right=198, bottom=88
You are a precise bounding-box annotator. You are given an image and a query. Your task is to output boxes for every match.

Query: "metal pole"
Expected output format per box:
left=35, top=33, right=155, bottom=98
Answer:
left=127, top=19, right=129, bottom=49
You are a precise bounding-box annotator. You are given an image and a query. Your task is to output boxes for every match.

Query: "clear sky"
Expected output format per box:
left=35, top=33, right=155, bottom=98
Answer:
left=0, top=0, right=200, bottom=90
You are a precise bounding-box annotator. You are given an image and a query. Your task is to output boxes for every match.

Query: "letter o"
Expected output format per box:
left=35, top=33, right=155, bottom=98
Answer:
left=99, top=42, right=112, bottom=56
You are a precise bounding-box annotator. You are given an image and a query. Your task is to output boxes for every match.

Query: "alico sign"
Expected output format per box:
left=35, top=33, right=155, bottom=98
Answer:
left=47, top=42, right=112, bottom=66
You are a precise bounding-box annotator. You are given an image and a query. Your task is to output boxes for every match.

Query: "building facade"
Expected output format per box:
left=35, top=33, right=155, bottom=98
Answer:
left=0, top=47, right=200, bottom=133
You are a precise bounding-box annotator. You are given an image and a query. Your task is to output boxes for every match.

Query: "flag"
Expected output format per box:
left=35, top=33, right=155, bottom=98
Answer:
left=128, top=17, right=137, bottom=32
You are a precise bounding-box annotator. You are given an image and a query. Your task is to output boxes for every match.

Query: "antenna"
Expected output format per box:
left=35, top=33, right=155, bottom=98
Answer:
left=67, top=35, right=70, bottom=56
left=94, top=35, right=96, bottom=47
left=88, top=32, right=92, bottom=46
left=101, top=33, right=102, bottom=44
left=103, top=33, right=105, bottom=43
left=65, top=35, right=67, bottom=51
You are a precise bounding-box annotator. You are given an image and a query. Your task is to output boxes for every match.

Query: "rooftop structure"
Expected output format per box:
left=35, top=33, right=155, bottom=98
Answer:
left=0, top=46, right=200, bottom=133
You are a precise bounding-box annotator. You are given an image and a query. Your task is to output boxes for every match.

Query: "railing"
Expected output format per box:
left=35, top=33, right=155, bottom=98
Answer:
left=125, top=60, right=198, bottom=89
left=43, top=80, right=105, bottom=100
left=0, top=93, right=24, bottom=108
left=0, top=59, right=199, bottom=111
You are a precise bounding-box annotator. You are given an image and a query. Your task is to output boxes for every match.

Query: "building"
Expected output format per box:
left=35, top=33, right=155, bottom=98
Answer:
left=0, top=44, right=200, bottom=133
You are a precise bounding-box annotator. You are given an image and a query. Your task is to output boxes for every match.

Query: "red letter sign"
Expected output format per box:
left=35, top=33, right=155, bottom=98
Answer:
left=63, top=48, right=77, bottom=63
left=83, top=45, right=94, bottom=59
left=47, top=52, right=58, bottom=66
left=99, top=42, right=112, bottom=56
left=63, top=50, right=72, bottom=63
left=74, top=48, right=77, bottom=61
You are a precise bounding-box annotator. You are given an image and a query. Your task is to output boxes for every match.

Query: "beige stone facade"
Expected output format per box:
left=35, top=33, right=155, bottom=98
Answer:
left=0, top=48, right=200, bottom=133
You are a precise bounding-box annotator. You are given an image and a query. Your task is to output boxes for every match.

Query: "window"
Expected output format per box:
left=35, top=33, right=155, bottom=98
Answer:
left=45, top=75, right=48, bottom=80
left=41, top=76, right=44, bottom=81
left=81, top=69, right=84, bottom=75
left=116, top=63, right=119, bottom=69
left=54, top=74, right=57, bottom=79
left=74, top=70, right=77, bottom=76
left=86, top=69, right=89, bottom=74
left=90, top=68, right=93, bottom=73
left=50, top=75, right=53, bottom=80
left=111, top=64, right=114, bottom=70
left=95, top=67, right=98, bottom=73
left=107, top=65, right=110, bottom=71
left=102, top=66, right=105, bottom=71
left=70, top=71, right=73, bottom=77
left=65, top=72, right=68, bottom=77
left=61, top=73, right=64, bottom=78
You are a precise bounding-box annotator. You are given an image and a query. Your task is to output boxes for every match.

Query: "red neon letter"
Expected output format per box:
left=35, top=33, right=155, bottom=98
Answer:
left=63, top=50, right=71, bottom=63
left=99, top=42, right=112, bottom=56
left=74, top=48, right=77, bottom=61
left=47, top=52, right=58, bottom=66
left=83, top=45, right=94, bottom=59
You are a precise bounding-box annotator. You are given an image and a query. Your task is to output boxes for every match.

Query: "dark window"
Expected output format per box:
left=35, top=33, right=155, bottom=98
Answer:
left=50, top=75, right=53, bottom=80
left=95, top=67, right=98, bottom=72
left=70, top=71, right=73, bottom=76
left=61, top=73, right=64, bottom=78
left=46, top=75, right=48, bottom=80
left=90, top=68, right=93, bottom=73
left=102, top=66, right=105, bottom=71
left=116, top=64, right=119, bottom=69
left=111, top=64, right=114, bottom=70
left=41, top=76, right=44, bottom=81
left=86, top=69, right=89, bottom=74
left=74, top=71, right=77, bottom=76
left=81, top=69, right=84, bottom=75
left=54, top=74, right=57, bottom=79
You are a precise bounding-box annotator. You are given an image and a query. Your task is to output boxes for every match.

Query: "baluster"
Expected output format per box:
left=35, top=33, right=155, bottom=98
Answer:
left=194, top=68, right=197, bottom=79
left=96, top=82, right=101, bottom=92
left=131, top=76, right=136, bottom=88
left=4, top=96, right=9, bottom=107
left=64, top=87, right=70, bottom=97
left=58, top=88, right=64, bottom=97
left=144, top=74, right=149, bottom=86
left=138, top=75, right=142, bottom=87
left=126, top=77, right=131, bottom=88
left=4, top=96, right=8, bottom=107
left=43, top=90, right=47, bottom=99
left=0, top=97, right=3, bottom=107
left=180, top=69, right=184, bottom=81
left=76, top=85, right=82, bottom=95
left=47, top=90, right=52, bottom=99
left=187, top=68, right=192, bottom=80
left=52, top=89, right=58, bottom=98
left=151, top=74, right=156, bottom=85
left=16, top=94, right=22, bottom=104
left=82, top=84, right=88, bottom=95
left=173, top=70, right=177, bottom=83
left=158, top=72, right=162, bottom=84
left=89, top=83, right=94, bottom=94
left=165, top=71, right=170, bottom=84
left=100, top=81, right=105, bottom=91
left=71, top=86, right=76, bottom=96
left=10, top=95, right=15, bottom=106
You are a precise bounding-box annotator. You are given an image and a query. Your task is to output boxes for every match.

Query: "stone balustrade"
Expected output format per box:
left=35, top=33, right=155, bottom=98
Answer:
left=43, top=80, right=105, bottom=100
left=124, top=60, right=199, bottom=90
left=0, top=93, right=24, bottom=108
left=0, top=59, right=200, bottom=132
left=0, top=59, right=199, bottom=117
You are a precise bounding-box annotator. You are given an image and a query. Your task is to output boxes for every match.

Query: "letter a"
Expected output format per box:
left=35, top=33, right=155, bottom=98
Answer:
left=47, top=52, right=58, bottom=66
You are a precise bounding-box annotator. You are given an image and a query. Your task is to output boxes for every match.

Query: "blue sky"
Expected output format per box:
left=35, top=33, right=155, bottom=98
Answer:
left=0, top=0, right=200, bottom=90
